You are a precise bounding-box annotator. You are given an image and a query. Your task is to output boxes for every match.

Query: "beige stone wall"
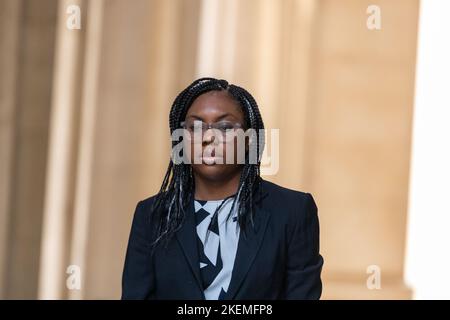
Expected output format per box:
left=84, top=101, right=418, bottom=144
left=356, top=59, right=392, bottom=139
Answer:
left=311, top=0, right=418, bottom=299
left=0, top=0, right=419, bottom=299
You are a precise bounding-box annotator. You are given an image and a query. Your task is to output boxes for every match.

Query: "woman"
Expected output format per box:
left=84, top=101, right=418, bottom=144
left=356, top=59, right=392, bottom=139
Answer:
left=121, top=77, right=323, bottom=300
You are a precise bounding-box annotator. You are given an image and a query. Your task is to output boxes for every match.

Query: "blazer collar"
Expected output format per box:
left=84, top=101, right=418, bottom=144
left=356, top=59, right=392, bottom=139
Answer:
left=223, top=199, right=270, bottom=300
left=175, top=194, right=205, bottom=299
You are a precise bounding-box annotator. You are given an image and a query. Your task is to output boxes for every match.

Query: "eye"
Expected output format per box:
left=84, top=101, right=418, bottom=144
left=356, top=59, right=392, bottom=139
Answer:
left=216, top=122, right=235, bottom=131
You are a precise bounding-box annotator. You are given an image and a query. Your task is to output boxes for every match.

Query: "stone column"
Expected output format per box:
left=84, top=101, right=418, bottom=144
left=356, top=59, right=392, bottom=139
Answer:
left=38, top=0, right=86, bottom=299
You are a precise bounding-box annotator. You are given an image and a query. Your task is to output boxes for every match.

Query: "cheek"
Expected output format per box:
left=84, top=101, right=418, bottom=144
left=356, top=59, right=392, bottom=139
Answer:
left=182, top=140, right=197, bottom=163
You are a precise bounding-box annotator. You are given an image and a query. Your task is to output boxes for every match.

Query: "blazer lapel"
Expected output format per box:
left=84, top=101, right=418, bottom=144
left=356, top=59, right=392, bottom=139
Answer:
left=224, top=189, right=271, bottom=300
left=175, top=195, right=205, bottom=298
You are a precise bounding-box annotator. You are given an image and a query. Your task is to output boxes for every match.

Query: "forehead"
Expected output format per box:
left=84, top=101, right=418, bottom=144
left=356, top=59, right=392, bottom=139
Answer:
left=186, top=90, right=243, bottom=117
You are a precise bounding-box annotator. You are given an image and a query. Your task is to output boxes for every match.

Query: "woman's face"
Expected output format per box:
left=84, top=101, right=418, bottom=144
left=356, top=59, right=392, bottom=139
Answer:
left=183, top=90, right=247, bottom=183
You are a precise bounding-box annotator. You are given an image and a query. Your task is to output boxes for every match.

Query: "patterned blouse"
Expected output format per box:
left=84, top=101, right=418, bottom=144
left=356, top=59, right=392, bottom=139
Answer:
left=194, top=196, right=240, bottom=300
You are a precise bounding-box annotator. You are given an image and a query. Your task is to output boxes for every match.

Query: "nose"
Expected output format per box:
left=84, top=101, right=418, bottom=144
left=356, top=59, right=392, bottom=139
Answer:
left=202, top=129, right=216, bottom=145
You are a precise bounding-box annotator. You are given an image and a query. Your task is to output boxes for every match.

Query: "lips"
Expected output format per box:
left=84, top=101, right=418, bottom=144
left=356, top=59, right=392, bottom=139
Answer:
left=202, top=156, right=217, bottom=165
left=193, top=148, right=225, bottom=165
left=201, top=148, right=217, bottom=165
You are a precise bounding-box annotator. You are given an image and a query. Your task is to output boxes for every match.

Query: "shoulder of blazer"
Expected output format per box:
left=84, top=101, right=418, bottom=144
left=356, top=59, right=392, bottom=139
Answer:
left=259, top=179, right=316, bottom=226
left=259, top=178, right=312, bottom=207
left=130, top=194, right=159, bottom=241
left=138, top=193, right=158, bottom=210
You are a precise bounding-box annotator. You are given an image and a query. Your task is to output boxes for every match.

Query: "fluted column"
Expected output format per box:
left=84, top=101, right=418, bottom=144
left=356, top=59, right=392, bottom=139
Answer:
left=1, top=0, right=58, bottom=299
left=0, top=0, right=22, bottom=299
left=38, top=0, right=86, bottom=299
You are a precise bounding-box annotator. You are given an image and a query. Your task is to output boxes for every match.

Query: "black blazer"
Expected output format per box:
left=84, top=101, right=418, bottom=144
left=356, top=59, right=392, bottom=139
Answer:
left=121, top=179, right=324, bottom=300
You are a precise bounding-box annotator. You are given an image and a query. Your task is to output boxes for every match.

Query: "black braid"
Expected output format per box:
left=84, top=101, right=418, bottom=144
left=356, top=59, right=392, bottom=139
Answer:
left=149, top=77, right=265, bottom=249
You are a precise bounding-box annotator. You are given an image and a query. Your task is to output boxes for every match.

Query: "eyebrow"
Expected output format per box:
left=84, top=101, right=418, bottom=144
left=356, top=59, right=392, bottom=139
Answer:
left=185, top=113, right=238, bottom=122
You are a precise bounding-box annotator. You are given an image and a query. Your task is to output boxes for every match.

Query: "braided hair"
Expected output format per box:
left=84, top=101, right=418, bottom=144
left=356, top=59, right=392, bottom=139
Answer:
left=149, top=77, right=265, bottom=248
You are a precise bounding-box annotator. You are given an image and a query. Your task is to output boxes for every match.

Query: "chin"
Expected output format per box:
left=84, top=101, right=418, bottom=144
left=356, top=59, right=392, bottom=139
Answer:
left=192, top=163, right=239, bottom=182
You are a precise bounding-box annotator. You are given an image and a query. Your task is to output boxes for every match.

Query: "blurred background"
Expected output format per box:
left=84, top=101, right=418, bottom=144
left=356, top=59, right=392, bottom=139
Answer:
left=0, top=0, right=449, bottom=299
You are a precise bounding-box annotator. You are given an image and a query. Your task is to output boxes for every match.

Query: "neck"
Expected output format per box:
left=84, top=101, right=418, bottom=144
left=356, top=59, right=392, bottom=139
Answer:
left=193, top=168, right=243, bottom=201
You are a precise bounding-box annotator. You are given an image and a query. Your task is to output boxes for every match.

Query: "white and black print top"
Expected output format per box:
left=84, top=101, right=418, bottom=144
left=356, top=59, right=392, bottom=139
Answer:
left=194, top=196, right=240, bottom=300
